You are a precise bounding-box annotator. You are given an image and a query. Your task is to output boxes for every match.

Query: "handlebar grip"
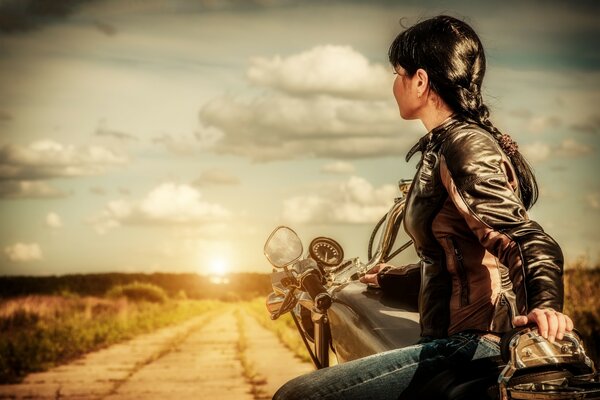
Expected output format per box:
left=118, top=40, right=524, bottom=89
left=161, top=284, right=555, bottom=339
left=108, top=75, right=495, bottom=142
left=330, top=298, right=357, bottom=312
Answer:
left=300, top=270, right=332, bottom=311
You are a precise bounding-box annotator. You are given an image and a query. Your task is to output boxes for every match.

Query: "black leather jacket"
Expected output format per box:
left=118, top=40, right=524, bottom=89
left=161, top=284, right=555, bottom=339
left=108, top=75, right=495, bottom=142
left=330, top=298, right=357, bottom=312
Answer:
left=379, top=118, right=564, bottom=338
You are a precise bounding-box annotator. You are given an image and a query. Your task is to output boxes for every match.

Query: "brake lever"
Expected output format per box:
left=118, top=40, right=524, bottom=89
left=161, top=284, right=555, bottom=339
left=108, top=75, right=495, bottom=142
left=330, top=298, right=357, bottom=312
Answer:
left=270, top=286, right=298, bottom=320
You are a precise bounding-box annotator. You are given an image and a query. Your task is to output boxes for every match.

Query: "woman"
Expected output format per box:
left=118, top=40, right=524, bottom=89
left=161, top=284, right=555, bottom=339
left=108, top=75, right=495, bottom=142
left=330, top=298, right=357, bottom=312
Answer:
left=273, top=15, right=573, bottom=400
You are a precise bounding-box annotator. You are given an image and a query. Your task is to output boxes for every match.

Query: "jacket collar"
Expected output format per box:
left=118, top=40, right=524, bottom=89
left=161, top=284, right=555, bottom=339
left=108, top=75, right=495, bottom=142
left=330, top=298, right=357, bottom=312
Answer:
left=405, top=115, right=463, bottom=162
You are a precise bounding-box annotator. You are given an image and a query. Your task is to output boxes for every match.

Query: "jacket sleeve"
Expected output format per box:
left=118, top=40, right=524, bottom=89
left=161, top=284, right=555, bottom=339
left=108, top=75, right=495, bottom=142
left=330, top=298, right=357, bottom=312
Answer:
left=439, top=129, right=564, bottom=314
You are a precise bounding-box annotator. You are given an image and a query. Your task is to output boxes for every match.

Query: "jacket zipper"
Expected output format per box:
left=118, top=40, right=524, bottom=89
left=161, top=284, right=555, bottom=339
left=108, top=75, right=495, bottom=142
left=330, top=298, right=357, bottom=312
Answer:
left=450, top=237, right=470, bottom=307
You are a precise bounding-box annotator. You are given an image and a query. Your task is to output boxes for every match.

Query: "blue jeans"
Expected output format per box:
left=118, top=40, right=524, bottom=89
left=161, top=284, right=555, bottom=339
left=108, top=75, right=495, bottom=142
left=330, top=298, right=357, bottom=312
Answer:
left=273, top=332, right=500, bottom=400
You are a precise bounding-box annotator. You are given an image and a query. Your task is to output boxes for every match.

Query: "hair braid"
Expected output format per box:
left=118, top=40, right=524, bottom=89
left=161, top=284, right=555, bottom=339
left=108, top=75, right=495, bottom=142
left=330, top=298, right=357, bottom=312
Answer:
left=463, top=83, right=538, bottom=207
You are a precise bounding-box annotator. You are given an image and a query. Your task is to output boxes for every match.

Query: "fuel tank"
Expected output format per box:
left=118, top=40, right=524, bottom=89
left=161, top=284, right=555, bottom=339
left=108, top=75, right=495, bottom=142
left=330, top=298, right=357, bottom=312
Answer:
left=328, top=281, right=420, bottom=363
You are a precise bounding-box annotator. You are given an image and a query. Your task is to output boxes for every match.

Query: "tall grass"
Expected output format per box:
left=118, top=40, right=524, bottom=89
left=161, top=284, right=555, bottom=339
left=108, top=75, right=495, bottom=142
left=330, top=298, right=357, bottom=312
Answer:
left=564, top=260, right=600, bottom=366
left=0, top=292, right=218, bottom=383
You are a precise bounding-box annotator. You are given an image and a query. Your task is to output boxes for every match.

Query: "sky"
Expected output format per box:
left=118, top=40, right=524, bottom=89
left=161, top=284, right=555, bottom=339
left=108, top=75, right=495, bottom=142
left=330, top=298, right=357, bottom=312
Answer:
left=0, top=0, right=599, bottom=277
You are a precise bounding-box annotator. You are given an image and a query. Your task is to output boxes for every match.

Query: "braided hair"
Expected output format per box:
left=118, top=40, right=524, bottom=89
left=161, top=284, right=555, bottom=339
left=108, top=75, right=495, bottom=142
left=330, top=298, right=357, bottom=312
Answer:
left=389, top=15, right=538, bottom=209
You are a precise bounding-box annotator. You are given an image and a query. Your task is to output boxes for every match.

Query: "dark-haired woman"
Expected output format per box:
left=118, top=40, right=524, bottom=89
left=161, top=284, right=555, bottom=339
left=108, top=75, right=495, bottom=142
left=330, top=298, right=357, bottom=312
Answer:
left=273, top=15, right=572, bottom=400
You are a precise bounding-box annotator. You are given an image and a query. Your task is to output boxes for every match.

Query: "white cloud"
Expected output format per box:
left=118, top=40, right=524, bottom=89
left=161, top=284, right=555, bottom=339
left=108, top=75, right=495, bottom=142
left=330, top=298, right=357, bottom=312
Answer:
left=89, top=183, right=231, bottom=234
left=200, top=93, right=416, bottom=161
left=153, top=130, right=222, bottom=156
left=282, top=176, right=396, bottom=224
left=321, top=161, right=356, bottom=174
left=0, top=180, right=67, bottom=198
left=193, top=45, right=424, bottom=162
left=247, top=45, right=391, bottom=99
left=193, top=168, right=240, bottom=186
left=521, top=139, right=593, bottom=163
left=4, top=243, right=43, bottom=262
left=0, top=140, right=127, bottom=180
left=46, top=212, right=63, bottom=228
left=526, top=116, right=562, bottom=134
left=556, top=139, right=593, bottom=157
left=521, top=142, right=552, bottom=163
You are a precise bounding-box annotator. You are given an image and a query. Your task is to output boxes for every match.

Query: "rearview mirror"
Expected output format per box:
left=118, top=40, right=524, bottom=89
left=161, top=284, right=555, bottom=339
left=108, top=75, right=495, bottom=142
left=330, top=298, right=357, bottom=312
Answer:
left=264, top=226, right=303, bottom=268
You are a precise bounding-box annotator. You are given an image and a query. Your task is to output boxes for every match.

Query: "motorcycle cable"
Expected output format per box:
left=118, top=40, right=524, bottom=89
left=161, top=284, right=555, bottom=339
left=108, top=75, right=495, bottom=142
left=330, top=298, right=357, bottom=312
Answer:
left=290, top=311, right=322, bottom=369
left=367, top=213, right=387, bottom=260
left=368, top=211, right=413, bottom=263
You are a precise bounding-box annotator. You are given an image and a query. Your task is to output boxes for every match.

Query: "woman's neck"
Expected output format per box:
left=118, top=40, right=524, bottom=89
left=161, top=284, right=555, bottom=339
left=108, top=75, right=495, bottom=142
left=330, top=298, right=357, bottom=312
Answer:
left=421, top=108, right=455, bottom=132
left=419, top=94, right=455, bottom=132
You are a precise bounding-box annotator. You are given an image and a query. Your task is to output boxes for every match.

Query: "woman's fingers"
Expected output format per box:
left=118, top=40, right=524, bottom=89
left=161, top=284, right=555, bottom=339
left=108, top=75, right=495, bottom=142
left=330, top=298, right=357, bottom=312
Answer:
left=556, top=312, right=566, bottom=340
left=532, top=309, right=549, bottom=339
left=565, top=315, right=574, bottom=332
left=515, top=308, right=575, bottom=342
left=545, top=310, right=558, bottom=342
left=359, top=273, right=379, bottom=286
left=360, top=263, right=392, bottom=286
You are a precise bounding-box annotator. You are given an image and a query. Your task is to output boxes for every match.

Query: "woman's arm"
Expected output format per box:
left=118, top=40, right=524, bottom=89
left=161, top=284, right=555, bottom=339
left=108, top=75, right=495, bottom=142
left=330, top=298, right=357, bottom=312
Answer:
left=440, top=128, right=571, bottom=341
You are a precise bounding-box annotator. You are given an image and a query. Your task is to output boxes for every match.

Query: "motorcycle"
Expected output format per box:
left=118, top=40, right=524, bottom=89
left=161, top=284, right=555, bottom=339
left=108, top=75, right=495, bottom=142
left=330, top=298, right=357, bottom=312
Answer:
left=264, top=179, right=600, bottom=399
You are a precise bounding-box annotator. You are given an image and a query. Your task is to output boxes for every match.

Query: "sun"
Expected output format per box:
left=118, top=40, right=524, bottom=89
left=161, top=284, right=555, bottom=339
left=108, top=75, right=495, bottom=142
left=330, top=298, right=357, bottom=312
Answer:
left=210, top=257, right=228, bottom=276
left=208, top=257, right=230, bottom=284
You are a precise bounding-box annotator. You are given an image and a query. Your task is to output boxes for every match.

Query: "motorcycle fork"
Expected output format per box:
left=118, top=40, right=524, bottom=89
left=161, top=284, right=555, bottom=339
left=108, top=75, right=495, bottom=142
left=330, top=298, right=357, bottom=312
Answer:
left=312, top=311, right=331, bottom=368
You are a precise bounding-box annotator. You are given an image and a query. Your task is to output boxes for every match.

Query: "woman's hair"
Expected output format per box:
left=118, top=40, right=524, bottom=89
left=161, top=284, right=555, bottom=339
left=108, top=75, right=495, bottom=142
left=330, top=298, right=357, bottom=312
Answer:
left=389, top=15, right=538, bottom=209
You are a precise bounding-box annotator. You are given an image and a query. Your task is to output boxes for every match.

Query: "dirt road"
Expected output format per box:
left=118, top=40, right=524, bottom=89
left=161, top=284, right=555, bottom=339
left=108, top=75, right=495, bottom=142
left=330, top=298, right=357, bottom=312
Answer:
left=0, top=307, right=313, bottom=400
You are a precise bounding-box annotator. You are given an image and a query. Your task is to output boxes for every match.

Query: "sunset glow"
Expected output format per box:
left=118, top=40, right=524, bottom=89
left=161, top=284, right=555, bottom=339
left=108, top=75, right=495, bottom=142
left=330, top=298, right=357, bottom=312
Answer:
left=0, top=2, right=598, bottom=277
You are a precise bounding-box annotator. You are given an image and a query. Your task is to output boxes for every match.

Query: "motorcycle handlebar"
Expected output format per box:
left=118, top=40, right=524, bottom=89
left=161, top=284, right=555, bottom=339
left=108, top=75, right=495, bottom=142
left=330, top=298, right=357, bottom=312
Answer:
left=300, top=270, right=332, bottom=312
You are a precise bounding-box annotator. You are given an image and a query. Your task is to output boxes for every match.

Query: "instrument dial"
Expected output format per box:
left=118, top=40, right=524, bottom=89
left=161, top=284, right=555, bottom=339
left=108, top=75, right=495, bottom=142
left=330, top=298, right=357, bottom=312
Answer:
left=309, top=237, right=344, bottom=267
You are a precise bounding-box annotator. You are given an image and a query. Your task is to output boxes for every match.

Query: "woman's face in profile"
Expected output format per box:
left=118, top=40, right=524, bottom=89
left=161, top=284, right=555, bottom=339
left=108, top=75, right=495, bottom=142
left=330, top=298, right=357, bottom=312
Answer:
left=392, top=66, right=420, bottom=120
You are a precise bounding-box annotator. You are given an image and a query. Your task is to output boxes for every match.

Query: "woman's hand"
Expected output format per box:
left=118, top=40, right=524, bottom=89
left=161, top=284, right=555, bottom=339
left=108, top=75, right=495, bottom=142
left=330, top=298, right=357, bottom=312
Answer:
left=359, top=263, right=393, bottom=287
left=513, top=308, right=574, bottom=342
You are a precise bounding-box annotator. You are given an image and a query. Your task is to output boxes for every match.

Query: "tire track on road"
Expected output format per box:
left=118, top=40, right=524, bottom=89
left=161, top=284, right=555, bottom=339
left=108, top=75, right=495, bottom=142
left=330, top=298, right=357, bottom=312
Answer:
left=105, top=308, right=253, bottom=400
left=242, top=312, right=314, bottom=398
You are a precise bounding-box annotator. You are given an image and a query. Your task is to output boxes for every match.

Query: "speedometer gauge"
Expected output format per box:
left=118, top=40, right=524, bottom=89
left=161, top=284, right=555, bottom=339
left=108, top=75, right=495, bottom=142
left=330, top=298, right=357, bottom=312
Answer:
left=309, top=237, right=344, bottom=267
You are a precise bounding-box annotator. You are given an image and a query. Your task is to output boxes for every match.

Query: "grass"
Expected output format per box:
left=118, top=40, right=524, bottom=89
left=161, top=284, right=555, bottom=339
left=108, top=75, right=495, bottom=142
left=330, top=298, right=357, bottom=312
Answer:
left=0, top=292, right=219, bottom=383
left=234, top=309, right=269, bottom=400
left=106, top=281, right=168, bottom=303
left=563, top=260, right=600, bottom=366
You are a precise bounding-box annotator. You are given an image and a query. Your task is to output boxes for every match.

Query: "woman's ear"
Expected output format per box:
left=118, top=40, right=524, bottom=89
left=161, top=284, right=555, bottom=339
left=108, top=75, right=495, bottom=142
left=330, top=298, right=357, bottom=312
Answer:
left=414, top=68, right=429, bottom=98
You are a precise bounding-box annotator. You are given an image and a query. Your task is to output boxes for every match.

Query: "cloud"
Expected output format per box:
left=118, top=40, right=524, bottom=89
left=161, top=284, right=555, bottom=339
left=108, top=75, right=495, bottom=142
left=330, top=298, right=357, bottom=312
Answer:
left=586, top=193, right=600, bottom=210
left=95, top=125, right=137, bottom=141
left=0, top=140, right=127, bottom=180
left=46, top=212, right=63, bottom=228
left=282, top=176, right=396, bottom=224
left=521, top=139, right=593, bottom=163
left=195, top=45, right=424, bottom=162
left=247, top=45, right=391, bottom=100
left=92, top=19, right=117, bottom=36
left=556, top=138, right=593, bottom=157
left=200, top=93, right=416, bottom=161
left=320, top=161, right=356, bottom=174
left=526, top=115, right=562, bottom=134
left=153, top=131, right=222, bottom=156
left=193, top=168, right=240, bottom=186
left=570, top=114, right=600, bottom=135
left=0, top=180, right=67, bottom=199
left=90, top=186, right=106, bottom=195
left=4, top=242, right=42, bottom=262
left=0, top=0, right=101, bottom=34
left=521, top=142, right=552, bottom=163
left=88, top=183, right=231, bottom=234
